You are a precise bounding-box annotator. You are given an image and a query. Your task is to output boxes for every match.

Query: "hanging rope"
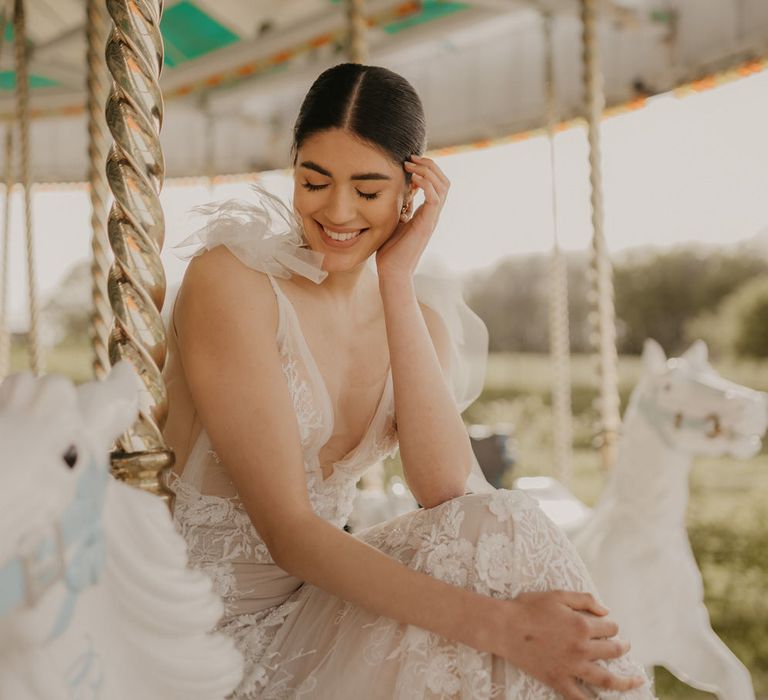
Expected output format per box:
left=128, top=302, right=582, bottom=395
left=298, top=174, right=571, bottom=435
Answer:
left=86, top=0, right=112, bottom=379
left=346, top=0, right=368, bottom=64
left=0, top=129, right=12, bottom=380
left=543, top=12, right=574, bottom=486
left=14, top=0, right=42, bottom=375
left=105, top=0, right=173, bottom=495
left=581, top=0, right=621, bottom=468
left=0, top=3, right=12, bottom=381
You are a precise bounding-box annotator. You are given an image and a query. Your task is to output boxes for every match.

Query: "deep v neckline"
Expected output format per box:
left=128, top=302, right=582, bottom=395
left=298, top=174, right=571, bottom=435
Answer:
left=271, top=277, right=392, bottom=481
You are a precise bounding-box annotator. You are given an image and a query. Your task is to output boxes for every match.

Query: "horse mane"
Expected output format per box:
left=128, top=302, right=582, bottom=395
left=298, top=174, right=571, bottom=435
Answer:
left=103, top=481, right=242, bottom=694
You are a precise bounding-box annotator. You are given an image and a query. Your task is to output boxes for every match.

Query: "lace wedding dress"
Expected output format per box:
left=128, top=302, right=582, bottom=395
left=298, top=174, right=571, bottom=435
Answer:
left=164, top=188, right=655, bottom=699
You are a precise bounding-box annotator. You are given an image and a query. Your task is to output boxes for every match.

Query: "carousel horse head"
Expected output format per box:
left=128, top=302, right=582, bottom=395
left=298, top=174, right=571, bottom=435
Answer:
left=631, top=339, right=768, bottom=458
left=0, top=363, right=242, bottom=700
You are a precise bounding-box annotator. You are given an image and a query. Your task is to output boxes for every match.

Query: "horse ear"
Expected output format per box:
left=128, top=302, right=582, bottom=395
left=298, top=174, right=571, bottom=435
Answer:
left=642, top=338, right=666, bottom=373
left=77, top=361, right=140, bottom=443
left=682, top=339, right=709, bottom=367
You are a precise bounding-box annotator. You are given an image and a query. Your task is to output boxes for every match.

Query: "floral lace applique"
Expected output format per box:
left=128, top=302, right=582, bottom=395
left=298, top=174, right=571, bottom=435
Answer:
left=167, top=473, right=273, bottom=616
left=279, top=353, right=324, bottom=448
left=369, top=410, right=399, bottom=462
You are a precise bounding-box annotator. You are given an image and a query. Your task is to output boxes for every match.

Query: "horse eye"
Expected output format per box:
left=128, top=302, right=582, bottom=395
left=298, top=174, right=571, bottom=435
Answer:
left=62, top=444, right=78, bottom=469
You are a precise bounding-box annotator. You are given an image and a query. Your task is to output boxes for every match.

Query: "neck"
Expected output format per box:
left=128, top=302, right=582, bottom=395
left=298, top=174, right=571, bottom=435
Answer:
left=604, top=392, right=693, bottom=529
left=299, top=258, right=376, bottom=305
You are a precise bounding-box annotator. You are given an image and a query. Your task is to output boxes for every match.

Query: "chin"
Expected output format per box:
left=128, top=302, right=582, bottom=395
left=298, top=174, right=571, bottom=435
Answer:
left=319, top=252, right=372, bottom=274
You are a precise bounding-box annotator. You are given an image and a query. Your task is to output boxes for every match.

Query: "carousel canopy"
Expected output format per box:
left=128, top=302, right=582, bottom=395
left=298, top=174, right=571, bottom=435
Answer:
left=0, top=0, right=767, bottom=182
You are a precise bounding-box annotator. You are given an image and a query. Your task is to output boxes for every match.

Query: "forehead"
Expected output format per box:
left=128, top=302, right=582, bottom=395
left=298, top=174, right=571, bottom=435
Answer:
left=296, top=129, right=401, bottom=177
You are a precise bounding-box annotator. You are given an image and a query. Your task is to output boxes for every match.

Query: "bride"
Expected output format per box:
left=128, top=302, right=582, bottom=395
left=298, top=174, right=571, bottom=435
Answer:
left=163, top=63, right=654, bottom=699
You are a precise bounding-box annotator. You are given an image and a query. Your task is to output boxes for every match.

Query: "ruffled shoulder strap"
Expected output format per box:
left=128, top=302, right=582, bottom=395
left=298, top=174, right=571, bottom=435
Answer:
left=174, top=184, right=328, bottom=284
left=413, top=267, right=488, bottom=413
left=413, top=262, right=495, bottom=495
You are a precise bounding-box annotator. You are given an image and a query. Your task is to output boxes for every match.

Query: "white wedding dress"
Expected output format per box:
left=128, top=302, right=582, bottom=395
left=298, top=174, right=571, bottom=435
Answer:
left=164, top=188, right=655, bottom=699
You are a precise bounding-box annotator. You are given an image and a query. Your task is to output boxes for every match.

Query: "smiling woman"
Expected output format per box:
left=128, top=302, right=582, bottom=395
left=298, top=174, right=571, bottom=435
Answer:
left=290, top=63, right=424, bottom=269
left=162, top=62, right=655, bottom=699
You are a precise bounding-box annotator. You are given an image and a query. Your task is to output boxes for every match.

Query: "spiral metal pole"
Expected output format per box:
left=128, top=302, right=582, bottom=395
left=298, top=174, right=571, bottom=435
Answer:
left=581, top=0, right=620, bottom=469
left=346, top=0, right=368, bottom=64
left=543, top=13, right=574, bottom=486
left=14, top=0, right=42, bottom=375
left=87, top=0, right=112, bottom=379
left=0, top=129, right=12, bottom=380
left=105, top=0, right=173, bottom=494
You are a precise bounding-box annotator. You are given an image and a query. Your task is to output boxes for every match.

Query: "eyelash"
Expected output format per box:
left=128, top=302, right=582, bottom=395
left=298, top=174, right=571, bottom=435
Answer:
left=301, top=182, right=380, bottom=201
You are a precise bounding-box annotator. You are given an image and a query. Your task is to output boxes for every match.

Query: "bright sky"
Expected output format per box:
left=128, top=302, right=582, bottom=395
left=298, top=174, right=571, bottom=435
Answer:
left=5, top=69, right=768, bottom=330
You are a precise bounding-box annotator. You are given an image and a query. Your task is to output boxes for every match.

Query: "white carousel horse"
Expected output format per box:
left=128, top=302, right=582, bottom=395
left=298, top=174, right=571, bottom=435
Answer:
left=0, top=362, right=242, bottom=700
left=521, top=339, right=767, bottom=700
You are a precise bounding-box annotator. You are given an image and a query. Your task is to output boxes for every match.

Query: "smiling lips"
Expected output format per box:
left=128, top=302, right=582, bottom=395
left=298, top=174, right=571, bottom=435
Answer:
left=318, top=222, right=368, bottom=246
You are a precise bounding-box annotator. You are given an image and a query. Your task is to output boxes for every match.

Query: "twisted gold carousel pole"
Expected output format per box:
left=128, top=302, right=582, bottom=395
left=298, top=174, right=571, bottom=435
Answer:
left=105, top=0, right=173, bottom=494
left=543, top=12, right=574, bottom=486
left=14, top=0, right=42, bottom=375
left=87, top=0, right=112, bottom=379
left=581, top=0, right=620, bottom=469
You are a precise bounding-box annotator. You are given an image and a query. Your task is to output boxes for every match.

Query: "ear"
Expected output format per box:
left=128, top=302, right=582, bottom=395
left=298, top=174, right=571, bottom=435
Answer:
left=642, top=338, right=667, bottom=374
left=682, top=339, right=709, bottom=367
left=77, top=361, right=141, bottom=443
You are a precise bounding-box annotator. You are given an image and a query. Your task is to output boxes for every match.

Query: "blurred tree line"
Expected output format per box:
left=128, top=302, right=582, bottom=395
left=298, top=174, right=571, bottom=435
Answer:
left=35, top=243, right=768, bottom=359
left=465, top=246, right=768, bottom=357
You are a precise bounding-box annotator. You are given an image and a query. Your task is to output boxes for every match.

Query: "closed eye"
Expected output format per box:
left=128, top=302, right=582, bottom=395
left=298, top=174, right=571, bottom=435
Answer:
left=301, top=182, right=380, bottom=201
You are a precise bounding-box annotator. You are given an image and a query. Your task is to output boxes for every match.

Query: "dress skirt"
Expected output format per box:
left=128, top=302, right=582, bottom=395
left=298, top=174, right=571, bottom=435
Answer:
left=219, top=490, right=655, bottom=699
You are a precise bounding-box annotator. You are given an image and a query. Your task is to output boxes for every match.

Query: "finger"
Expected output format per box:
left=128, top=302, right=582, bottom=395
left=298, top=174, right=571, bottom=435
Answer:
left=586, top=638, right=630, bottom=661
left=411, top=173, right=440, bottom=207
left=411, top=155, right=450, bottom=189
left=586, top=617, right=619, bottom=639
left=561, top=591, right=608, bottom=616
left=405, top=161, right=448, bottom=199
left=577, top=664, right=646, bottom=692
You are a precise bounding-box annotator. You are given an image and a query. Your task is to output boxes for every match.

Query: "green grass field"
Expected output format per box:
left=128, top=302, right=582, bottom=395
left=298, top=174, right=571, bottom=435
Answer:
left=466, top=352, right=768, bottom=699
left=12, top=344, right=768, bottom=698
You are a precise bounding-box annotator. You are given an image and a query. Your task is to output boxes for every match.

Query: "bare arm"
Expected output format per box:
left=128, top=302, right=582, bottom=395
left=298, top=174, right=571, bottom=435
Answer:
left=176, top=246, right=643, bottom=700
left=175, top=247, right=496, bottom=643
left=380, top=275, right=473, bottom=507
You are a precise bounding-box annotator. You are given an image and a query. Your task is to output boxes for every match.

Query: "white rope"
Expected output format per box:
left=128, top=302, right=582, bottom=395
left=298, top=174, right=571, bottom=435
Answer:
left=86, top=0, right=112, bottom=379
left=14, top=0, right=43, bottom=375
left=346, top=0, right=368, bottom=64
left=581, top=0, right=621, bottom=468
left=0, top=129, right=12, bottom=380
left=543, top=12, right=574, bottom=486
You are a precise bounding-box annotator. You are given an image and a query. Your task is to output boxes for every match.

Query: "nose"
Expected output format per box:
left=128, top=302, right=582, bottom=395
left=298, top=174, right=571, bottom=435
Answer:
left=324, top=186, right=358, bottom=225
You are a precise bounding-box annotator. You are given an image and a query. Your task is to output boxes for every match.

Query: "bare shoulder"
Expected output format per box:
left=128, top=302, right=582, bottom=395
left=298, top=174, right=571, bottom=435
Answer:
left=175, top=245, right=278, bottom=340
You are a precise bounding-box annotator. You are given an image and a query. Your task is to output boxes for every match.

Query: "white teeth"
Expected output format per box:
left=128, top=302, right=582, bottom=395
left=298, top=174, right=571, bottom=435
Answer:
left=322, top=226, right=363, bottom=242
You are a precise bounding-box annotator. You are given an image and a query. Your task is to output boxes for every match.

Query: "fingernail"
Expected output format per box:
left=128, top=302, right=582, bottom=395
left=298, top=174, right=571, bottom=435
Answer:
left=404, top=161, right=415, bottom=168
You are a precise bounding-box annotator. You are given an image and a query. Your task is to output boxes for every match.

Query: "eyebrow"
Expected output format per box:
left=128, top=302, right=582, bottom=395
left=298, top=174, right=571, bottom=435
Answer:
left=299, top=160, right=392, bottom=181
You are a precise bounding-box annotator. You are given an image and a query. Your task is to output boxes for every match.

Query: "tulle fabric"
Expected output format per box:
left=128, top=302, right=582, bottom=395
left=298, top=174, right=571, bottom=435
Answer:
left=173, top=184, right=494, bottom=494
left=167, top=186, right=655, bottom=699
left=174, top=185, right=328, bottom=284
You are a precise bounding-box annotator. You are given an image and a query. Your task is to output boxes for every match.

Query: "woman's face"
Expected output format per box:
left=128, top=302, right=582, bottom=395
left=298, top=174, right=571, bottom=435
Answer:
left=293, top=128, right=413, bottom=273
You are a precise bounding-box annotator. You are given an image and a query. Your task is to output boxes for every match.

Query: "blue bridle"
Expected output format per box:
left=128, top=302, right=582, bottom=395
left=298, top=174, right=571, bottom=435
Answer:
left=0, top=454, right=108, bottom=640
